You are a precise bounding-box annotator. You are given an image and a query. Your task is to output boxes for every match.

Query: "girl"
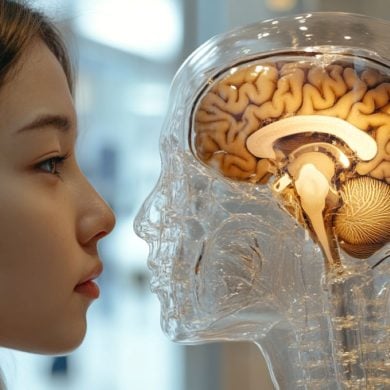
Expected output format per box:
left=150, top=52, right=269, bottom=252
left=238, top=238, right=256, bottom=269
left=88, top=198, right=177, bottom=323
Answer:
left=0, top=0, right=115, bottom=373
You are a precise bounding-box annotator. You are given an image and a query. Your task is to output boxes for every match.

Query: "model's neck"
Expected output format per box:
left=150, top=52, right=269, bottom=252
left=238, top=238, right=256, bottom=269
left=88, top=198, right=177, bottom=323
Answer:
left=255, top=318, right=339, bottom=389
left=255, top=266, right=390, bottom=389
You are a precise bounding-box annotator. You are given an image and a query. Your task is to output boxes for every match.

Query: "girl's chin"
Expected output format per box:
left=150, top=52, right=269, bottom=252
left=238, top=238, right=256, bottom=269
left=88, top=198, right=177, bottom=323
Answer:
left=26, top=336, right=85, bottom=355
left=45, top=329, right=87, bottom=355
left=15, top=323, right=87, bottom=355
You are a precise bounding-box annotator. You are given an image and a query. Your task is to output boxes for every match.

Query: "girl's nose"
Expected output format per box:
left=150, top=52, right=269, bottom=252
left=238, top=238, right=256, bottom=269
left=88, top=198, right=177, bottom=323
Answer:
left=77, top=178, right=116, bottom=248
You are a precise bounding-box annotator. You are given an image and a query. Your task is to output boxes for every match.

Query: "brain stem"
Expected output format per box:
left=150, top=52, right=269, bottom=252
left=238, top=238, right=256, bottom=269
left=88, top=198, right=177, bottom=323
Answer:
left=295, top=163, right=341, bottom=268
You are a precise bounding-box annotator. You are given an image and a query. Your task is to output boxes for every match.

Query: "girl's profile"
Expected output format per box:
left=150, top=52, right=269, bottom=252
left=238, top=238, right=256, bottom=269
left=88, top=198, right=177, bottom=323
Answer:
left=0, top=0, right=115, bottom=382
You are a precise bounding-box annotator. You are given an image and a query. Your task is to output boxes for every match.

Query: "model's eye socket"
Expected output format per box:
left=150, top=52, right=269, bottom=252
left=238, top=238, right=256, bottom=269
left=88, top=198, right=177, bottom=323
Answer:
left=190, top=55, right=390, bottom=268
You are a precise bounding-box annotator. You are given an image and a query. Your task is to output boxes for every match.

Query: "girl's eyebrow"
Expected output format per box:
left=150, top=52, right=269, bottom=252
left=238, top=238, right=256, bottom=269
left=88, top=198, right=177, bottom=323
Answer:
left=15, top=114, right=72, bottom=135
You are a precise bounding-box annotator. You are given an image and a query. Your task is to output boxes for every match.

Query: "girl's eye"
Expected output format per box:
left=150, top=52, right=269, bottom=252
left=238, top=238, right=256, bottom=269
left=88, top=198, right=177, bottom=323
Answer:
left=36, top=155, right=69, bottom=177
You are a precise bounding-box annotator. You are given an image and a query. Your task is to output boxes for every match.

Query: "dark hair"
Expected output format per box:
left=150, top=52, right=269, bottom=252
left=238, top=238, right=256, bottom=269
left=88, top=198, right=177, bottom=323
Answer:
left=0, top=0, right=73, bottom=92
left=0, top=3, right=73, bottom=388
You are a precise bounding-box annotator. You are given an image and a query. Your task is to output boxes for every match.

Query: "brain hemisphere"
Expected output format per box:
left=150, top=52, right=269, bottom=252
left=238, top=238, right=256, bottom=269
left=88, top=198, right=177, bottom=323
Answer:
left=193, top=60, right=390, bottom=184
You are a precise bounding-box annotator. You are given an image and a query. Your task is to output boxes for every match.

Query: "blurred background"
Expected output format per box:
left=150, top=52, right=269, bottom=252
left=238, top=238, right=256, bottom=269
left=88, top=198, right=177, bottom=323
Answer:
left=2, top=0, right=390, bottom=389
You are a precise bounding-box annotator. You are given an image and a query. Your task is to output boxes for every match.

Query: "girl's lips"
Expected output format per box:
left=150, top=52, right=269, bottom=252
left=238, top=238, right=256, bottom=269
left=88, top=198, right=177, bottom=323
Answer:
left=74, top=280, right=100, bottom=299
left=75, top=262, right=103, bottom=299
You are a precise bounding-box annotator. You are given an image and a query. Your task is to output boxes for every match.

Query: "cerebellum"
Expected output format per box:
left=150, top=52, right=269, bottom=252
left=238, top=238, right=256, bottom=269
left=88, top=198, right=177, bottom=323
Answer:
left=334, top=177, right=390, bottom=258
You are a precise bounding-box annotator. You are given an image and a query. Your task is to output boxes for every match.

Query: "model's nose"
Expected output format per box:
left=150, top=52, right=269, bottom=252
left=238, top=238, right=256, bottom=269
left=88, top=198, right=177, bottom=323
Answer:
left=133, top=203, right=151, bottom=240
left=134, top=187, right=164, bottom=241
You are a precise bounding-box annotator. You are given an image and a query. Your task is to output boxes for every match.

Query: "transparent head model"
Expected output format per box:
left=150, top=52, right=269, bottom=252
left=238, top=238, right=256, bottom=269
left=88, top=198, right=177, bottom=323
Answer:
left=134, top=13, right=390, bottom=389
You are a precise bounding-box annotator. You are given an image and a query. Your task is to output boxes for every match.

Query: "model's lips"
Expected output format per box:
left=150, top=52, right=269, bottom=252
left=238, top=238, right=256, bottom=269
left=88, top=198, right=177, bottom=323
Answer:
left=74, top=262, right=103, bottom=299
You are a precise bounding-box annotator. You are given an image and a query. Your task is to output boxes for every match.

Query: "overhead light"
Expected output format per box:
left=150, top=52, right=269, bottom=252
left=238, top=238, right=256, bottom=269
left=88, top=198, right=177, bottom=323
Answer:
left=265, top=0, right=297, bottom=12
left=74, top=0, right=182, bottom=61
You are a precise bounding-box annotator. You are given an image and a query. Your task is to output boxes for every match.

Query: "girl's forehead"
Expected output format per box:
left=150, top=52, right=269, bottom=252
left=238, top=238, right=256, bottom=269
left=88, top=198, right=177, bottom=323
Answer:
left=0, top=39, right=75, bottom=138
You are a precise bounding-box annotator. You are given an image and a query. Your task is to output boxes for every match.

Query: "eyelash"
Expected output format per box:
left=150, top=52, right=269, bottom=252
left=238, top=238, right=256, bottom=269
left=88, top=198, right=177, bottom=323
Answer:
left=36, top=153, right=70, bottom=177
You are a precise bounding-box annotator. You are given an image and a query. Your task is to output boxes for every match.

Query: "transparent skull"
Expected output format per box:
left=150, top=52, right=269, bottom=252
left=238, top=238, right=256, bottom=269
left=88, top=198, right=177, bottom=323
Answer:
left=135, top=13, right=390, bottom=389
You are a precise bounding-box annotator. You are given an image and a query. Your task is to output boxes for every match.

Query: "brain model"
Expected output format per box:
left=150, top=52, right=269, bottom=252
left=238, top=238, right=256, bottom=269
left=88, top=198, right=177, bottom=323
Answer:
left=192, top=57, right=390, bottom=266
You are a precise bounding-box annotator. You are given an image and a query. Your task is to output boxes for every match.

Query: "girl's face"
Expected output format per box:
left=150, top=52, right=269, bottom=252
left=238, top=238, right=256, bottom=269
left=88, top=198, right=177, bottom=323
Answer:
left=0, top=39, right=115, bottom=354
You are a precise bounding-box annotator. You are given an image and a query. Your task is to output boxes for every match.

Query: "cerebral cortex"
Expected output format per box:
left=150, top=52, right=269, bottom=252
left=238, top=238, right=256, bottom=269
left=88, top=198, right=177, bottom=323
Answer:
left=192, top=57, right=390, bottom=262
left=193, top=59, right=390, bottom=184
